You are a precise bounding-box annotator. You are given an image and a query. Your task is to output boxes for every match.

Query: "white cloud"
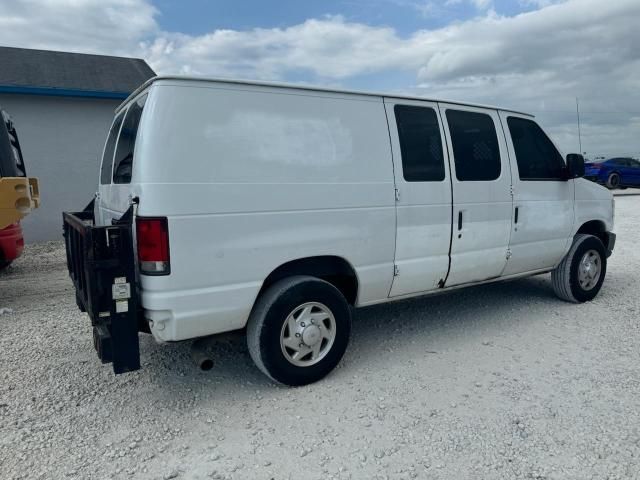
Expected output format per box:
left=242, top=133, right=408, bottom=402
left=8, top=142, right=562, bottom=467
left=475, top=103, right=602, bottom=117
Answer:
left=0, top=0, right=637, bottom=156
left=0, top=0, right=158, bottom=55
left=143, top=17, right=409, bottom=79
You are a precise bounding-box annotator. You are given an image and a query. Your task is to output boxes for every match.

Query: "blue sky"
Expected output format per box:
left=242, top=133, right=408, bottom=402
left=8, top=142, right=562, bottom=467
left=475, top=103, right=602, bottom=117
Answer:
left=0, top=0, right=638, bottom=156
left=153, top=0, right=535, bottom=37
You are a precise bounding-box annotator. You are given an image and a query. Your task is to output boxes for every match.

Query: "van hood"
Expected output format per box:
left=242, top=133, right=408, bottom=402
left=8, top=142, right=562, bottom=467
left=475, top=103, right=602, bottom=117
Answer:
left=574, top=177, right=613, bottom=202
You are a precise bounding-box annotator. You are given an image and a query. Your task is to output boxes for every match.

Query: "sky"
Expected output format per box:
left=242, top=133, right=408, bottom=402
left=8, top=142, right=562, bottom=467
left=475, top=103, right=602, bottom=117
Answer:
left=0, top=0, right=638, bottom=158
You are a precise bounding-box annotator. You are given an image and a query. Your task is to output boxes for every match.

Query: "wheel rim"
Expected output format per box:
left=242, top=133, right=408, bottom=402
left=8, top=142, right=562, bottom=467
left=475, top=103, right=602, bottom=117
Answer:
left=280, top=302, right=336, bottom=367
left=578, top=249, right=602, bottom=291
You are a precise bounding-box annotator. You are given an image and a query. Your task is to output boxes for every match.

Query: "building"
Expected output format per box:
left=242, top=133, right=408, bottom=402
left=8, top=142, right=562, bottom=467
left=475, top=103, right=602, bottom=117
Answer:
left=0, top=46, right=155, bottom=241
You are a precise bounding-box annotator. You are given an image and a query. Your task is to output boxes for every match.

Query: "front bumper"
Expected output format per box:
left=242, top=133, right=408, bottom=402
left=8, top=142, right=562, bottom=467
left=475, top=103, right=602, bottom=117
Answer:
left=0, top=223, right=24, bottom=262
left=604, top=232, right=616, bottom=258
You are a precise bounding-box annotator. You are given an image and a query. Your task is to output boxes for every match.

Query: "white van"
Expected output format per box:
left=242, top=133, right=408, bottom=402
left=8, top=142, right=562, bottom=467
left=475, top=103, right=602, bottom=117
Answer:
left=64, top=76, right=615, bottom=385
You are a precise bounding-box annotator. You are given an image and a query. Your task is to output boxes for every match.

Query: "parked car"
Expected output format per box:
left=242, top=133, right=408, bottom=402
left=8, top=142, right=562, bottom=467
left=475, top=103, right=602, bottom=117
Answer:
left=584, top=157, right=640, bottom=189
left=63, top=76, right=616, bottom=385
left=0, top=107, right=39, bottom=270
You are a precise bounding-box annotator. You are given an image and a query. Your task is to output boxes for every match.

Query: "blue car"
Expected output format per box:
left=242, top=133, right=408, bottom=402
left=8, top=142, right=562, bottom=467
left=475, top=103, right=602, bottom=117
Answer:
left=584, top=157, right=640, bottom=189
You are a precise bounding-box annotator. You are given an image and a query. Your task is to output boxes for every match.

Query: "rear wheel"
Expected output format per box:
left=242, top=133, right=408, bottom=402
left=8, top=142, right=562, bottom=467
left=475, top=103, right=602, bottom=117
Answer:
left=606, top=172, right=621, bottom=189
left=247, top=276, right=351, bottom=386
left=552, top=234, right=607, bottom=303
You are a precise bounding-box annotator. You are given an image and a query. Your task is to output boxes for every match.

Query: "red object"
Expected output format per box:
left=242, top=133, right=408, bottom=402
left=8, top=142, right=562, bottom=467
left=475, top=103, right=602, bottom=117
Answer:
left=0, top=223, right=24, bottom=264
left=136, top=217, right=170, bottom=274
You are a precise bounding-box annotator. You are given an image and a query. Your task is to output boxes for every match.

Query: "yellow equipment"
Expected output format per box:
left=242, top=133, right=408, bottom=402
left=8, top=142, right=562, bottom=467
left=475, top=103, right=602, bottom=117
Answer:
left=0, top=108, right=39, bottom=229
left=0, top=176, right=39, bottom=229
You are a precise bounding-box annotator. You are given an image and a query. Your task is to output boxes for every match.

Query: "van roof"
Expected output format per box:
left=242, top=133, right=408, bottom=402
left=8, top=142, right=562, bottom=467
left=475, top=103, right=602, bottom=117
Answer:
left=119, top=75, right=534, bottom=117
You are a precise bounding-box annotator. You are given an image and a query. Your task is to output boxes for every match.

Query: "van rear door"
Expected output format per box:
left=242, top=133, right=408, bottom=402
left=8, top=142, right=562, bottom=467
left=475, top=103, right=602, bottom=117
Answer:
left=384, top=98, right=453, bottom=297
left=99, top=94, right=147, bottom=225
left=97, top=111, right=125, bottom=225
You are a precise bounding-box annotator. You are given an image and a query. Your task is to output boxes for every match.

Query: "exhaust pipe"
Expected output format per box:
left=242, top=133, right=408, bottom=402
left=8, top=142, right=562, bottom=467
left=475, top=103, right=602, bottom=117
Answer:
left=190, top=338, right=213, bottom=371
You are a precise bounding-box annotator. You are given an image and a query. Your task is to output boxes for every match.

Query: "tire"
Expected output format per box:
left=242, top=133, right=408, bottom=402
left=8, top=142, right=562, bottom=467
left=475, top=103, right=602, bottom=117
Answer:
left=0, top=260, right=10, bottom=271
left=247, top=275, right=352, bottom=386
left=606, top=172, right=621, bottom=189
left=551, top=234, right=607, bottom=303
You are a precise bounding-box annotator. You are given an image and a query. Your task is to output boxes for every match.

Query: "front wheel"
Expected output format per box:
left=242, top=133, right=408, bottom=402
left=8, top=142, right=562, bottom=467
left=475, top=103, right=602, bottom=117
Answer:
left=246, top=276, right=352, bottom=386
left=551, top=234, right=607, bottom=303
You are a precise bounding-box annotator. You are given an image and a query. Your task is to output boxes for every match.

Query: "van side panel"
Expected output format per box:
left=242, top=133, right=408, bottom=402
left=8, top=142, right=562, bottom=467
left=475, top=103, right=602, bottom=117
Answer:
left=136, top=82, right=396, bottom=341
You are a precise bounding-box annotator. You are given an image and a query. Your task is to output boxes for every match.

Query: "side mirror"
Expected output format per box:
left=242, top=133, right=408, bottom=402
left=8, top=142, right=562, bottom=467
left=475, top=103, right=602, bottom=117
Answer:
left=566, top=153, right=585, bottom=179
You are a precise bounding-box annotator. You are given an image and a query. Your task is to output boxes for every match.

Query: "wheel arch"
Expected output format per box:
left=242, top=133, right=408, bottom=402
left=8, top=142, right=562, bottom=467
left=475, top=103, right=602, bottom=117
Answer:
left=257, top=256, right=359, bottom=305
left=576, top=220, right=607, bottom=246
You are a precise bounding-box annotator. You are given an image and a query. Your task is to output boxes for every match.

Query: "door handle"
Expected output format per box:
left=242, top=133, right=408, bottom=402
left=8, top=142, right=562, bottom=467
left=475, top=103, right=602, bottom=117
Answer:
left=514, top=206, right=519, bottom=224
left=458, top=210, right=463, bottom=231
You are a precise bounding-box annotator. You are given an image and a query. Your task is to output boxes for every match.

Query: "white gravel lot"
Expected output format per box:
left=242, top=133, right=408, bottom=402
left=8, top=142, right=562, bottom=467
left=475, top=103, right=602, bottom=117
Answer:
left=1, top=194, right=639, bottom=480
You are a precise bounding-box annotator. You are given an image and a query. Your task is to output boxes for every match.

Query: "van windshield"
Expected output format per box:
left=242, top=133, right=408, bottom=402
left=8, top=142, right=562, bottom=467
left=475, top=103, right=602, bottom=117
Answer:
left=113, top=94, right=147, bottom=184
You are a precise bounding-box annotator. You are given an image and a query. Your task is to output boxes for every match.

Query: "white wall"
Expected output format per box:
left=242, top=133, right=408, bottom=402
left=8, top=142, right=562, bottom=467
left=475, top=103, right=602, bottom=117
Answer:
left=0, top=94, right=120, bottom=241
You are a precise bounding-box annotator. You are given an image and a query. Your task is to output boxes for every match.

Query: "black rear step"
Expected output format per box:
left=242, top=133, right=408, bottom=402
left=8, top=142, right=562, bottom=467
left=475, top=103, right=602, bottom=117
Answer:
left=63, top=199, right=140, bottom=374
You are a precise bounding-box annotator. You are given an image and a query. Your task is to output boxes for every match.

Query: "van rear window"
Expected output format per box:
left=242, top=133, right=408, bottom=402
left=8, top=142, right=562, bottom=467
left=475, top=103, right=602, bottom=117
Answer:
left=113, top=94, right=147, bottom=184
left=100, top=112, right=124, bottom=185
left=446, top=109, right=501, bottom=182
left=394, top=105, right=445, bottom=182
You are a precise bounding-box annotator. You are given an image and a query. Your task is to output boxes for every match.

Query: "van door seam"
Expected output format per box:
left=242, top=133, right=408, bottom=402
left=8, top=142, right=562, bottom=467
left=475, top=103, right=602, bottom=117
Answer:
left=496, top=112, right=516, bottom=273
left=382, top=97, right=399, bottom=297
left=436, top=104, right=454, bottom=288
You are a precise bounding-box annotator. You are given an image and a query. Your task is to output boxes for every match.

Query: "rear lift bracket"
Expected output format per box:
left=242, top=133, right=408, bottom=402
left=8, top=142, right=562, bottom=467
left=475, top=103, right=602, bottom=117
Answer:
left=63, top=200, right=140, bottom=374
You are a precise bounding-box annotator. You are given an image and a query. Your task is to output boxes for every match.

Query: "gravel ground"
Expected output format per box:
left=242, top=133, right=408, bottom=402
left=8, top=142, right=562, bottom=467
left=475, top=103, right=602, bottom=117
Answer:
left=1, top=195, right=639, bottom=480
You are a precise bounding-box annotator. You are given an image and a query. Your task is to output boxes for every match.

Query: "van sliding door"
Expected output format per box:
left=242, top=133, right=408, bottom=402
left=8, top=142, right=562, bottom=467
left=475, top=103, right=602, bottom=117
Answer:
left=384, top=99, right=453, bottom=297
left=438, top=104, right=513, bottom=286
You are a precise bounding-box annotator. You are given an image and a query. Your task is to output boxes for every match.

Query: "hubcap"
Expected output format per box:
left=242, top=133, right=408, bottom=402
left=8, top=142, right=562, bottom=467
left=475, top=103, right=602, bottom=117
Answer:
left=578, top=249, right=601, bottom=291
left=280, top=302, right=336, bottom=367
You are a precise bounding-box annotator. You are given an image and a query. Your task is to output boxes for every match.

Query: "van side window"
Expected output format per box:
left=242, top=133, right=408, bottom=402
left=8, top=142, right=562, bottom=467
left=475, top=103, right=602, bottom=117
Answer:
left=100, top=112, right=124, bottom=185
left=507, top=117, right=565, bottom=180
left=113, top=94, right=147, bottom=184
left=446, top=110, right=501, bottom=181
left=394, top=105, right=445, bottom=182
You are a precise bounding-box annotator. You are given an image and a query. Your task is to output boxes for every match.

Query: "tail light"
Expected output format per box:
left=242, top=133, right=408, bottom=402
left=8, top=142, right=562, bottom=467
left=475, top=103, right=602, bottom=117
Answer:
left=136, top=217, right=170, bottom=275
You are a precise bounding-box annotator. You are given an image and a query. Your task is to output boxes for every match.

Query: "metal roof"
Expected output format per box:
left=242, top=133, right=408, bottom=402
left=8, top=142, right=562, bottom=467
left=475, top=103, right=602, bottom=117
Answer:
left=121, top=75, right=534, bottom=117
left=0, top=46, right=155, bottom=99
